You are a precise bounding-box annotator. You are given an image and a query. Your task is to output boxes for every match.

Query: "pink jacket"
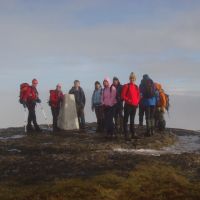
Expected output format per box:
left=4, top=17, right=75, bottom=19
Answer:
left=101, top=77, right=117, bottom=107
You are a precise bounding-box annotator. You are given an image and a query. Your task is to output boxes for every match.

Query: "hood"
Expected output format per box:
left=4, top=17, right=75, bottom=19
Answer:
left=154, top=83, right=162, bottom=91
left=103, top=77, right=111, bottom=86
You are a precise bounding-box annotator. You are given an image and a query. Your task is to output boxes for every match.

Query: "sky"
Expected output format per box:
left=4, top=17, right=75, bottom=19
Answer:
left=0, top=0, right=200, bottom=129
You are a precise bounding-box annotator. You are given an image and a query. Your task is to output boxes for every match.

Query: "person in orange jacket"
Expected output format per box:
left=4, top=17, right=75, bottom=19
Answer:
left=154, top=83, right=167, bottom=131
left=49, top=84, right=64, bottom=132
left=121, top=72, right=140, bottom=140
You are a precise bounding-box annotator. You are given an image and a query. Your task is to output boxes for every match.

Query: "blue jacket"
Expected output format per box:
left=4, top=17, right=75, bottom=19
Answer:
left=140, top=78, right=157, bottom=106
left=91, top=88, right=103, bottom=107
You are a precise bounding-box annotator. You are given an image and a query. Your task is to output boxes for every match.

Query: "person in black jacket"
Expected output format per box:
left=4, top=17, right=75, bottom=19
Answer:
left=69, top=80, right=86, bottom=130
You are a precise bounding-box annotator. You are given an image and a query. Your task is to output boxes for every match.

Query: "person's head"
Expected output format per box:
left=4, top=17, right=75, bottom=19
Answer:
left=74, top=80, right=80, bottom=88
left=143, top=74, right=150, bottom=80
left=103, top=77, right=111, bottom=88
left=129, top=72, right=136, bottom=83
left=56, top=83, right=62, bottom=92
left=113, top=76, right=119, bottom=86
left=32, top=79, right=38, bottom=88
left=95, top=81, right=101, bottom=90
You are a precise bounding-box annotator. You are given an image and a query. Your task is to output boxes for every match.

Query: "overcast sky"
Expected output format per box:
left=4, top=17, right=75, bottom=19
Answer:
left=0, top=0, right=200, bottom=129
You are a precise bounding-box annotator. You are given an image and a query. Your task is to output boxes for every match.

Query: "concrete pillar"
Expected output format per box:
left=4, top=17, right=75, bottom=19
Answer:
left=57, top=94, right=79, bottom=130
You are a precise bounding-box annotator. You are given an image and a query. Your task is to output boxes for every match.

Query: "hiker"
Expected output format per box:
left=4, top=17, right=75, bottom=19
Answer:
left=20, top=79, right=42, bottom=132
left=140, top=74, right=157, bottom=136
left=154, top=83, right=167, bottom=131
left=49, top=84, right=64, bottom=132
left=139, top=78, right=146, bottom=127
left=69, top=80, right=86, bottom=130
left=101, top=77, right=117, bottom=138
left=112, top=77, right=124, bottom=134
left=121, top=72, right=140, bottom=140
left=91, top=81, right=104, bottom=132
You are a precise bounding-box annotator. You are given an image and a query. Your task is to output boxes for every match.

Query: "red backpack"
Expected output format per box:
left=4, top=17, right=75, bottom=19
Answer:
left=19, top=83, right=30, bottom=103
left=49, top=90, right=61, bottom=107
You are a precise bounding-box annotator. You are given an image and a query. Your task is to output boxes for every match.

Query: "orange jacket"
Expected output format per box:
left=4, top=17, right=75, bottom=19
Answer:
left=154, top=83, right=167, bottom=108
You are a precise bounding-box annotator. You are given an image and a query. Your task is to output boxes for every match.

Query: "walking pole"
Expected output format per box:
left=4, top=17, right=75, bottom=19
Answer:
left=38, top=103, right=50, bottom=129
left=24, top=107, right=27, bottom=133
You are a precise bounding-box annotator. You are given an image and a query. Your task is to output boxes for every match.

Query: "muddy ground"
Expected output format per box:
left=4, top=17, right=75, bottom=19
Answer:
left=0, top=124, right=200, bottom=200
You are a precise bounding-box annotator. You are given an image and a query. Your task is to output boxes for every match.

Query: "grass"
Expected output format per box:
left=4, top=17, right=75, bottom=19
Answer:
left=0, top=163, right=200, bottom=200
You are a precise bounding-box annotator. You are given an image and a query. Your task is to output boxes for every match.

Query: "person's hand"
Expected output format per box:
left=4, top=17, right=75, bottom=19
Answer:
left=161, top=107, right=166, bottom=112
left=23, top=102, right=27, bottom=108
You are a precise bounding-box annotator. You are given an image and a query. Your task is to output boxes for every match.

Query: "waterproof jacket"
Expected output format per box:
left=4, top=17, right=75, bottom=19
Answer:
left=154, top=83, right=167, bottom=108
left=69, top=87, right=86, bottom=107
left=113, top=83, right=123, bottom=104
left=49, top=90, right=64, bottom=108
left=101, top=86, right=117, bottom=107
left=91, top=88, right=103, bottom=108
left=121, top=82, right=140, bottom=106
left=24, top=86, right=39, bottom=103
left=140, top=78, right=156, bottom=106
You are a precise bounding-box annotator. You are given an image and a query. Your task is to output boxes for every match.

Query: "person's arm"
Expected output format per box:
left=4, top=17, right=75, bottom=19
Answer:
left=121, top=84, right=128, bottom=102
left=82, top=89, right=86, bottom=106
left=111, top=86, right=117, bottom=103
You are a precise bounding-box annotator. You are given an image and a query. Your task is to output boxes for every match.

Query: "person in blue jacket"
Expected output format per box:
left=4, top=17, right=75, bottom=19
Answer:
left=140, top=74, right=157, bottom=136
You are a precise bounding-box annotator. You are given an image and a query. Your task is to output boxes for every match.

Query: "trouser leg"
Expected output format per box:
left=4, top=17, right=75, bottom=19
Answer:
left=123, top=104, right=131, bottom=139
left=130, top=106, right=137, bottom=137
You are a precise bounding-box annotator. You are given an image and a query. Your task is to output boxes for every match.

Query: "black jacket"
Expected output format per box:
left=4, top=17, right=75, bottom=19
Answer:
left=69, top=87, right=86, bottom=107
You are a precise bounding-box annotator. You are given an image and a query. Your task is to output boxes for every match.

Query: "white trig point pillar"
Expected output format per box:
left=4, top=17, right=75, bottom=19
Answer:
left=57, top=94, right=79, bottom=130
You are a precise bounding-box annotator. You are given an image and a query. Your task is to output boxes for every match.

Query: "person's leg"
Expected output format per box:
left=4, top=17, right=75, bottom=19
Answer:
left=130, top=106, right=137, bottom=138
left=95, top=106, right=100, bottom=131
left=99, top=106, right=104, bottom=132
left=104, top=107, right=109, bottom=136
left=139, top=104, right=144, bottom=126
left=123, top=104, right=131, bottom=139
left=27, top=104, right=34, bottom=131
left=114, top=104, right=119, bottom=133
left=145, top=106, right=151, bottom=136
left=80, top=107, right=85, bottom=129
left=150, top=106, right=156, bottom=135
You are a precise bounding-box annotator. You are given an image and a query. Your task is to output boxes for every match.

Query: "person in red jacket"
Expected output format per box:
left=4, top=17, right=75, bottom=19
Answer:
left=22, top=79, right=42, bottom=132
left=49, top=84, right=64, bottom=132
left=121, top=72, right=140, bottom=140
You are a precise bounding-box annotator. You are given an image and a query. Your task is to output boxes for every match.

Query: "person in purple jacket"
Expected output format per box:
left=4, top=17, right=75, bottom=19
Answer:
left=101, top=77, right=117, bottom=138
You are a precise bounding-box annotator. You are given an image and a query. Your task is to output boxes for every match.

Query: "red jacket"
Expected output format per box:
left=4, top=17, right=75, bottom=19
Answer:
left=121, top=82, right=140, bottom=106
left=24, top=86, right=39, bottom=102
left=49, top=90, right=64, bottom=108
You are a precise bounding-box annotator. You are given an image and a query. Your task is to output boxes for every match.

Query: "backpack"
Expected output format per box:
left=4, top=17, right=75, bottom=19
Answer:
left=49, top=90, right=59, bottom=106
left=143, top=79, right=156, bottom=98
left=19, top=83, right=30, bottom=104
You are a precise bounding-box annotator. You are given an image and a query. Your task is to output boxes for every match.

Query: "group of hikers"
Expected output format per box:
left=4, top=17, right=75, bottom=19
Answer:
left=19, top=72, right=169, bottom=140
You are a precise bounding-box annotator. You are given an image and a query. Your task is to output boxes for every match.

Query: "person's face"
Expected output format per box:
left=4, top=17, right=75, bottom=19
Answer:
left=95, top=83, right=100, bottom=90
left=113, top=80, right=119, bottom=86
left=74, top=81, right=80, bottom=88
left=129, top=77, right=135, bottom=83
left=56, top=86, right=61, bottom=91
left=103, top=80, right=109, bottom=88
left=32, top=83, right=38, bottom=88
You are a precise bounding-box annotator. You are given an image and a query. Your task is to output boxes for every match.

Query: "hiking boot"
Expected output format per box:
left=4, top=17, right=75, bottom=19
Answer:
left=35, top=125, right=42, bottom=132
left=27, top=124, right=34, bottom=132
left=131, top=132, right=139, bottom=139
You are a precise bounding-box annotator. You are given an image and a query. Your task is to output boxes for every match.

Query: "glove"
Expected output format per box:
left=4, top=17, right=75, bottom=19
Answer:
left=36, top=99, right=41, bottom=103
left=20, top=100, right=27, bottom=108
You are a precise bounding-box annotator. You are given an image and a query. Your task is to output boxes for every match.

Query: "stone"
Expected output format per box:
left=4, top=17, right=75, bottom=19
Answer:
left=57, top=94, right=79, bottom=130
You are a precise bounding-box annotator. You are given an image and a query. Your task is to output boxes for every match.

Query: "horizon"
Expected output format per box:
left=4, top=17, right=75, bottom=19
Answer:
left=0, top=0, right=200, bottom=129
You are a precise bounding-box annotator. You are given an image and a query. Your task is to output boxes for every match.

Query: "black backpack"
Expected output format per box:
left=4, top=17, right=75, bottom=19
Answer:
left=143, top=79, right=156, bottom=98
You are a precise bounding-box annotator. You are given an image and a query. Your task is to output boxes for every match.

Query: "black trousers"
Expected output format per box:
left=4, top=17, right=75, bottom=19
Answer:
left=139, top=103, right=145, bottom=125
left=27, top=102, right=38, bottom=128
left=51, top=107, right=60, bottom=131
left=94, top=105, right=104, bottom=131
left=114, top=103, right=124, bottom=132
left=123, top=104, right=137, bottom=134
left=104, top=105, right=115, bottom=135
left=76, top=104, right=85, bottom=129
